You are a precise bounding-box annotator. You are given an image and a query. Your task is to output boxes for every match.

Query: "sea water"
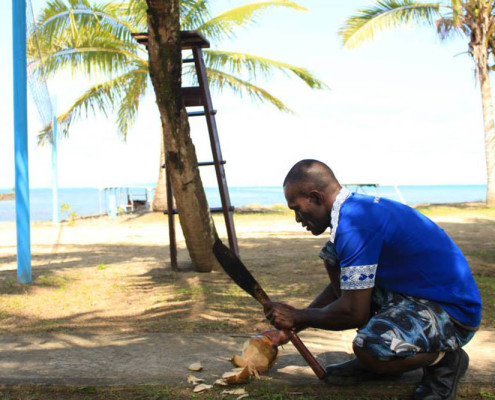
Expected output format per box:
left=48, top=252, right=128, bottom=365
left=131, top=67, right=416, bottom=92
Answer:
left=0, top=185, right=487, bottom=222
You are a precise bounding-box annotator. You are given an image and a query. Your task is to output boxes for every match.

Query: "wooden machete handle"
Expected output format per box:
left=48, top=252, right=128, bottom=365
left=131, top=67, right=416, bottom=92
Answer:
left=286, top=330, right=327, bottom=379
left=258, top=291, right=326, bottom=380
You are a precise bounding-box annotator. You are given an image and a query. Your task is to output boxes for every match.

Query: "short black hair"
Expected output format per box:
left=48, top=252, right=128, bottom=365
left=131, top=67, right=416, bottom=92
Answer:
left=283, top=159, right=337, bottom=191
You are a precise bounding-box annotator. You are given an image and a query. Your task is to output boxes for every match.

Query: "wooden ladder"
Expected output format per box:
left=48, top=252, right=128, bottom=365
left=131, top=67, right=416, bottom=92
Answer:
left=133, top=30, right=239, bottom=270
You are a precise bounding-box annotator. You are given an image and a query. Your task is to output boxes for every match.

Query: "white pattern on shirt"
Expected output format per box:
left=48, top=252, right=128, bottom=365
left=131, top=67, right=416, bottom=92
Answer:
left=340, top=264, right=377, bottom=290
left=329, top=187, right=351, bottom=243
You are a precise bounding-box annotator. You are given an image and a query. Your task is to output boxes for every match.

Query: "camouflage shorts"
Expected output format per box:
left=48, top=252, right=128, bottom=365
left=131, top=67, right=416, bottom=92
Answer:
left=353, top=287, right=475, bottom=361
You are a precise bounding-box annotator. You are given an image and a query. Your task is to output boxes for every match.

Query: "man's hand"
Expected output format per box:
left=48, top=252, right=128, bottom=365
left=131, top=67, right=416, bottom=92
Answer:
left=263, top=301, right=302, bottom=330
left=262, top=329, right=290, bottom=346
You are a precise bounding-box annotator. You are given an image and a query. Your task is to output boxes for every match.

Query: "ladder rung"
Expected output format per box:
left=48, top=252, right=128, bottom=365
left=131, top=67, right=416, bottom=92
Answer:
left=187, top=110, right=217, bottom=117
left=198, top=161, right=226, bottom=166
left=164, top=206, right=234, bottom=215
left=162, top=160, right=226, bottom=168
left=182, top=58, right=195, bottom=63
left=132, top=31, right=210, bottom=50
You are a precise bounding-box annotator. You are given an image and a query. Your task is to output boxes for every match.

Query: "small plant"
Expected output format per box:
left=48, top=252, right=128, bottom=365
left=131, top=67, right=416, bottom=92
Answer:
left=96, top=264, right=110, bottom=271
left=60, top=203, right=78, bottom=224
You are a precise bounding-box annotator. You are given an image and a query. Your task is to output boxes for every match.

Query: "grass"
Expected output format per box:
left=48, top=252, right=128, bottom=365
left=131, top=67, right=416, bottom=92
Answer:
left=476, top=275, right=495, bottom=327
left=0, top=203, right=492, bottom=334
left=466, top=249, right=495, bottom=264
left=0, top=384, right=493, bottom=400
left=0, top=204, right=493, bottom=399
left=414, top=203, right=495, bottom=218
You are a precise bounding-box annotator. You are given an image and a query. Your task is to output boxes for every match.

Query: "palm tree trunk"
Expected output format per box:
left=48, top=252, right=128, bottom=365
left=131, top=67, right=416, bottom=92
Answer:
left=152, top=139, right=167, bottom=211
left=479, top=67, right=495, bottom=206
left=470, top=5, right=495, bottom=207
left=145, top=0, right=218, bottom=272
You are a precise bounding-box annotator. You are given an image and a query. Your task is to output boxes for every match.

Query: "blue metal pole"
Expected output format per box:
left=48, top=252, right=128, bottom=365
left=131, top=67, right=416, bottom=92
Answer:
left=13, top=0, right=32, bottom=284
left=51, top=98, right=59, bottom=224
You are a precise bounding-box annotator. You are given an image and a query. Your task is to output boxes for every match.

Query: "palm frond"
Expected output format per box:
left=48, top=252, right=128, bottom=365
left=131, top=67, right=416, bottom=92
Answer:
left=181, top=0, right=211, bottom=31
left=38, top=69, right=146, bottom=143
left=36, top=0, right=136, bottom=44
left=436, top=16, right=468, bottom=40
left=451, top=0, right=462, bottom=26
left=116, top=70, right=149, bottom=139
left=340, top=0, right=441, bottom=48
left=206, top=67, right=293, bottom=113
left=30, top=0, right=145, bottom=80
left=127, top=0, right=148, bottom=31
left=197, top=1, right=307, bottom=41
left=34, top=45, right=147, bottom=79
left=203, top=50, right=328, bottom=89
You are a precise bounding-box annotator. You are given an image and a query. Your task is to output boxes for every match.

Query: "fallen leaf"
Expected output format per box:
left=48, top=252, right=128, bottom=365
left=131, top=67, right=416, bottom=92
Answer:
left=213, top=378, right=228, bottom=386
left=187, top=375, right=204, bottom=385
left=222, top=388, right=246, bottom=395
left=237, top=394, right=249, bottom=400
left=188, top=362, right=203, bottom=371
left=193, top=384, right=212, bottom=393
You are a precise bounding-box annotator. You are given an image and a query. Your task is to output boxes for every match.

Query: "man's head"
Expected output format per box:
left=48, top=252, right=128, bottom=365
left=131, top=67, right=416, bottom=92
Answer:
left=283, top=160, right=341, bottom=236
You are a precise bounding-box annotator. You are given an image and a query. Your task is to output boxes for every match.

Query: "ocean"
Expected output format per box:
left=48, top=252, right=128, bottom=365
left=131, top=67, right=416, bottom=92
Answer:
left=0, top=184, right=487, bottom=222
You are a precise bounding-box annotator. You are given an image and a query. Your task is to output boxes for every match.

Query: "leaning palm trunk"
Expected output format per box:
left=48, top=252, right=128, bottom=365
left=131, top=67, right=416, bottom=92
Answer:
left=469, top=5, right=495, bottom=207
left=145, top=0, right=218, bottom=272
left=152, top=139, right=167, bottom=211
left=478, top=65, right=495, bottom=206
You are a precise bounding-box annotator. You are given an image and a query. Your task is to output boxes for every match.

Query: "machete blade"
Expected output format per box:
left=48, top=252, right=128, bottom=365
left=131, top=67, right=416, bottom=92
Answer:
left=213, top=238, right=270, bottom=305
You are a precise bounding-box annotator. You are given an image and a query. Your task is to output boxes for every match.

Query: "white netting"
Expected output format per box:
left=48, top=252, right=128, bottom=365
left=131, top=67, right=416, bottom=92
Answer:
left=26, top=0, right=54, bottom=143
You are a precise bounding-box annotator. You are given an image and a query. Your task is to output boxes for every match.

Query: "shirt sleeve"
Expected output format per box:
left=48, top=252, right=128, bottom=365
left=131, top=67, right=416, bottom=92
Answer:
left=335, top=228, right=383, bottom=290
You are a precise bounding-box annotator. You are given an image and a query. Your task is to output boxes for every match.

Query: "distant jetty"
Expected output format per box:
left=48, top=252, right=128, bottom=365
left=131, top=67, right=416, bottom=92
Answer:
left=0, top=193, right=15, bottom=201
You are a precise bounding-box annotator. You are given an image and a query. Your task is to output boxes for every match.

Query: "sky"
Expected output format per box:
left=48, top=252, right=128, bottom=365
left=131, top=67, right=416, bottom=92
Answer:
left=0, top=0, right=489, bottom=189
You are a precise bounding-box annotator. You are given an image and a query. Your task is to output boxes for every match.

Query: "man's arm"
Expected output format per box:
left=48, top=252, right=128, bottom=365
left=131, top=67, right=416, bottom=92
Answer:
left=264, top=287, right=373, bottom=332
left=263, top=260, right=346, bottom=345
left=307, top=260, right=341, bottom=308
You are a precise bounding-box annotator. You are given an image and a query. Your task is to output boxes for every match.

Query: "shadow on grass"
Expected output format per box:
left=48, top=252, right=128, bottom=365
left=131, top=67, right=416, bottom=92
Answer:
left=0, top=218, right=492, bottom=333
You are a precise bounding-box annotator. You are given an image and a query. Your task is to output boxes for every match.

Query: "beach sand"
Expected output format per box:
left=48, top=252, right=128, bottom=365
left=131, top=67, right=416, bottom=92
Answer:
left=0, top=204, right=493, bottom=334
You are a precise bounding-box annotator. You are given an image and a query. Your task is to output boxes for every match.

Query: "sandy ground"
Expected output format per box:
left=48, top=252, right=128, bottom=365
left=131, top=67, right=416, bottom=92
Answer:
left=0, top=204, right=493, bottom=334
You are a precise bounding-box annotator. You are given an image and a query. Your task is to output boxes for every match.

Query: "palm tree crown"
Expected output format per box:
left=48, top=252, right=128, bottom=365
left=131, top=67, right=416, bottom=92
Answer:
left=340, top=0, right=495, bottom=206
left=32, top=0, right=327, bottom=142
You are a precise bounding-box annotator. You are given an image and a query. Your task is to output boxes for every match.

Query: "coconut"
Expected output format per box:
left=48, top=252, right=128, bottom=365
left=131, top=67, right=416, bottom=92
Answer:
left=231, top=335, right=278, bottom=373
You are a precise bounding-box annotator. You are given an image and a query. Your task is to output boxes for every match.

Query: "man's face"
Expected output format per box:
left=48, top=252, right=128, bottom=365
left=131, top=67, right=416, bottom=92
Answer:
left=284, top=182, right=329, bottom=236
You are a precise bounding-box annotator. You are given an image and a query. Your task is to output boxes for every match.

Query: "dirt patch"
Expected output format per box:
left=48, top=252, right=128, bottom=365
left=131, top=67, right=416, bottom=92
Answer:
left=0, top=193, right=15, bottom=201
left=0, top=204, right=493, bottom=334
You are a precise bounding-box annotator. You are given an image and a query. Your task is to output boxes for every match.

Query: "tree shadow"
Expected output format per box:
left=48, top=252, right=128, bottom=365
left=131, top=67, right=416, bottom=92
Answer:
left=0, top=218, right=492, bottom=385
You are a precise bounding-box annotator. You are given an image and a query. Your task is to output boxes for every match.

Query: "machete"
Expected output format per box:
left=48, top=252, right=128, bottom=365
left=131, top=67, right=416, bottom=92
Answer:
left=213, top=238, right=326, bottom=380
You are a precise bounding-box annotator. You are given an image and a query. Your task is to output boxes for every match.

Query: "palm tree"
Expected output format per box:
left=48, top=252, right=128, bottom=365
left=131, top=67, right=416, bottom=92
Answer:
left=32, top=0, right=327, bottom=271
left=340, top=0, right=495, bottom=207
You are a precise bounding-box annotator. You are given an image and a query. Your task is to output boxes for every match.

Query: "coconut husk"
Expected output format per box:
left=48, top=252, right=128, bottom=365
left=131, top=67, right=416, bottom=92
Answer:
left=221, top=365, right=252, bottom=384
left=187, top=362, right=203, bottom=371
left=222, top=388, right=247, bottom=395
left=187, top=375, right=204, bottom=385
left=231, top=335, right=278, bottom=373
left=193, top=383, right=212, bottom=393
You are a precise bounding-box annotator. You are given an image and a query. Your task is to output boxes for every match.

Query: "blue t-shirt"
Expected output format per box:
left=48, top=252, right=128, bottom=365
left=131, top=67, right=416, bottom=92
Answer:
left=319, top=188, right=482, bottom=328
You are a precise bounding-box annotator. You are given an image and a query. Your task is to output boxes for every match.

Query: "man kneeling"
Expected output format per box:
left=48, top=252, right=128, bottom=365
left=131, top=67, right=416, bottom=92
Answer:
left=264, top=160, right=481, bottom=400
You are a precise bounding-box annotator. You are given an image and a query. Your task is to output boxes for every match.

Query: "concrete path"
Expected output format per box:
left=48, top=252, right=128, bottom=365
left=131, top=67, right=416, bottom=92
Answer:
left=0, top=329, right=494, bottom=389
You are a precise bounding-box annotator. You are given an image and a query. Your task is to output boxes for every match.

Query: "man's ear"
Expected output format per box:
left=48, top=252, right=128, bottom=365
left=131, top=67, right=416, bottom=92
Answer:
left=309, top=190, right=323, bottom=205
